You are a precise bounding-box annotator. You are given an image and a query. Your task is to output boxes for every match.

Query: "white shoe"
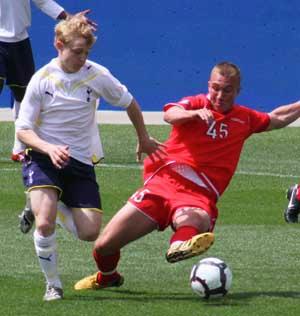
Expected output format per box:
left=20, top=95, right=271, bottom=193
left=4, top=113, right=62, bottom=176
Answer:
left=43, top=285, right=63, bottom=301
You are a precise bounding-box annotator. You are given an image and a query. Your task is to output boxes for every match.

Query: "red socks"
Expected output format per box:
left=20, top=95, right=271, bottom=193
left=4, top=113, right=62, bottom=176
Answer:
left=96, top=271, right=121, bottom=284
left=170, top=226, right=199, bottom=244
left=93, top=249, right=120, bottom=283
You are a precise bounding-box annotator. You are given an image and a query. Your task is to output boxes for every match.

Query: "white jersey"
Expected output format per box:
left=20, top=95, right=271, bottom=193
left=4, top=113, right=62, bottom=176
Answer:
left=16, top=58, right=133, bottom=165
left=0, top=0, right=64, bottom=42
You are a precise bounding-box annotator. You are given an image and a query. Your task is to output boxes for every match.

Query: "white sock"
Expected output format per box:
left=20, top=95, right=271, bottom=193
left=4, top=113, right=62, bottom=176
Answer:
left=56, top=201, right=78, bottom=238
left=12, top=130, right=26, bottom=154
left=12, top=100, right=20, bottom=120
left=33, top=230, right=62, bottom=289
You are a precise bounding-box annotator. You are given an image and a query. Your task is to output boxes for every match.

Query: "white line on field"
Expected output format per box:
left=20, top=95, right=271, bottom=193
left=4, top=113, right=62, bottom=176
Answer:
left=236, top=170, right=299, bottom=178
left=1, top=162, right=299, bottom=179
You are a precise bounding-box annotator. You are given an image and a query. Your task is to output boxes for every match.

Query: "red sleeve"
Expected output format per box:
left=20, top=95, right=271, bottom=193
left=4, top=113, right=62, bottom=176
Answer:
left=163, top=94, right=208, bottom=112
left=247, top=108, right=270, bottom=133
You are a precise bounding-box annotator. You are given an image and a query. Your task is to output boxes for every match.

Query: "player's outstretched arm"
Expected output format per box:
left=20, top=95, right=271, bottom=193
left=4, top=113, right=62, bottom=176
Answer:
left=267, top=100, right=300, bottom=130
left=126, top=99, right=166, bottom=162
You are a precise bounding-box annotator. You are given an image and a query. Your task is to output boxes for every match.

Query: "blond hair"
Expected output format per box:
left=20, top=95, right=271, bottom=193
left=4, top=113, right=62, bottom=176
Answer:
left=55, top=15, right=96, bottom=48
left=211, top=62, right=241, bottom=91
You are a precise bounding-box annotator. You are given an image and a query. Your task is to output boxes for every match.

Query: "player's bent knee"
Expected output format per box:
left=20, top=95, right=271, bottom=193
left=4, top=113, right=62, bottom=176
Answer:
left=77, top=227, right=100, bottom=241
left=73, top=207, right=102, bottom=241
left=94, top=235, right=116, bottom=256
left=94, top=237, right=109, bottom=252
left=36, top=222, right=56, bottom=236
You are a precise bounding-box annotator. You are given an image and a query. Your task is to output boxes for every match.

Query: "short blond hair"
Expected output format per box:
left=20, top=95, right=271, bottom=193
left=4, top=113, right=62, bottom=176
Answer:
left=55, top=15, right=96, bottom=48
left=211, top=62, right=241, bottom=91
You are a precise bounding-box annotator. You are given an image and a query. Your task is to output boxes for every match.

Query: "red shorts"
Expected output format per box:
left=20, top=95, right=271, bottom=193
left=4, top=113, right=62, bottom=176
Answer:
left=128, top=167, right=218, bottom=231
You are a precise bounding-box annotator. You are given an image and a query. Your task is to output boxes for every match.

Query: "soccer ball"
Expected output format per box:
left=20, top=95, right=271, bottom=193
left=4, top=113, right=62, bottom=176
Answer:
left=190, top=257, right=232, bottom=299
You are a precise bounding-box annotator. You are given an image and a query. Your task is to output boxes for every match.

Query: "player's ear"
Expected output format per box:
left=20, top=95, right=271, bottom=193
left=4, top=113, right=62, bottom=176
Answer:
left=54, top=38, right=64, bottom=50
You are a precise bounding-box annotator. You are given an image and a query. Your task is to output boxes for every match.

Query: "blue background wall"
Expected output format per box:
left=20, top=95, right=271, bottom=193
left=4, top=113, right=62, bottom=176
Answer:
left=1, top=0, right=300, bottom=112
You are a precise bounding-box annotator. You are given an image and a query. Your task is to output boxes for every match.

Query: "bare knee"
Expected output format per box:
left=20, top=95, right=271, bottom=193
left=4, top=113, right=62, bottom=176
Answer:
left=77, top=226, right=100, bottom=242
left=36, top=220, right=56, bottom=237
left=94, top=233, right=116, bottom=256
left=72, top=209, right=102, bottom=241
left=173, top=207, right=211, bottom=232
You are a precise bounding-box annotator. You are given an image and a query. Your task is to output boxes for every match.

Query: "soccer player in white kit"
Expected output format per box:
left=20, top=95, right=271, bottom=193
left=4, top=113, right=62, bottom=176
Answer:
left=15, top=15, right=163, bottom=301
left=0, top=0, right=94, bottom=161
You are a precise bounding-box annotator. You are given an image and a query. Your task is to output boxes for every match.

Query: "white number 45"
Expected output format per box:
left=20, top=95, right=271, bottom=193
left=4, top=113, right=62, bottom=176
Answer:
left=206, top=121, right=228, bottom=139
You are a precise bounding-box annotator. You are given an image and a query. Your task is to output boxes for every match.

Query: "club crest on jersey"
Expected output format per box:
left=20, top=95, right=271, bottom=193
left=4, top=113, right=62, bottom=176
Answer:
left=86, top=88, right=92, bottom=102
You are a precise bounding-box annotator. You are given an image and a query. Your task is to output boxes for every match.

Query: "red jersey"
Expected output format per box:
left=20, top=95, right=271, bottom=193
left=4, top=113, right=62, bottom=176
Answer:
left=143, top=94, right=270, bottom=198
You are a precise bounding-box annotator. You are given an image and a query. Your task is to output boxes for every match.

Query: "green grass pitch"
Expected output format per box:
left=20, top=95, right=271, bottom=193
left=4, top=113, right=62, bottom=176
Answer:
left=0, top=122, right=300, bottom=316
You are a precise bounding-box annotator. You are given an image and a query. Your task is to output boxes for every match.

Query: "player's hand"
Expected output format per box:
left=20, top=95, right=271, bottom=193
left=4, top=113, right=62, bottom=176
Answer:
left=47, top=144, right=70, bottom=169
left=194, top=108, right=214, bottom=125
left=73, top=9, right=98, bottom=31
left=136, top=137, right=167, bottom=163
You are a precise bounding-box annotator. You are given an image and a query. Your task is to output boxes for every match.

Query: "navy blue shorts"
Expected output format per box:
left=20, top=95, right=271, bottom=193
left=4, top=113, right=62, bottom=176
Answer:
left=22, top=150, right=102, bottom=209
left=0, top=38, right=35, bottom=88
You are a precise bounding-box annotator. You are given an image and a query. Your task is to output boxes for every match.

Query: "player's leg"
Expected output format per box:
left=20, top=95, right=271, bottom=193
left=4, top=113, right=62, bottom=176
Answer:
left=11, top=85, right=25, bottom=110
left=19, top=154, right=95, bottom=235
left=7, top=38, right=35, bottom=161
left=57, top=158, right=102, bottom=241
left=0, top=78, right=4, bottom=94
left=19, top=192, right=81, bottom=235
left=0, top=41, right=8, bottom=95
left=10, top=86, right=27, bottom=161
left=166, top=206, right=215, bottom=263
left=74, top=202, right=157, bottom=290
left=284, top=184, right=300, bottom=223
left=30, top=187, right=63, bottom=301
left=18, top=149, right=35, bottom=234
left=19, top=193, right=75, bottom=235
left=21, top=150, right=64, bottom=301
left=71, top=208, right=102, bottom=241
left=56, top=201, right=79, bottom=237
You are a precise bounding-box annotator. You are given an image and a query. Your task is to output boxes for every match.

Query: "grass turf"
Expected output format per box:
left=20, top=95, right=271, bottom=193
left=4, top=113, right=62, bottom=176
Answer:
left=0, top=122, right=300, bottom=316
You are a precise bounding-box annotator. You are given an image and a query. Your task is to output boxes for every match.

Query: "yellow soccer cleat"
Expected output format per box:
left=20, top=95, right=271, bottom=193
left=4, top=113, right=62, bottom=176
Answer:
left=74, top=272, right=124, bottom=290
left=74, top=273, right=99, bottom=290
left=166, top=232, right=215, bottom=263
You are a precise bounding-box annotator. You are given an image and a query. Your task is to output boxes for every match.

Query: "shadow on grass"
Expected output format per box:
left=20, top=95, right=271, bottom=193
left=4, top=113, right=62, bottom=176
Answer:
left=67, top=288, right=300, bottom=305
left=204, top=291, right=300, bottom=307
left=68, top=288, right=194, bottom=302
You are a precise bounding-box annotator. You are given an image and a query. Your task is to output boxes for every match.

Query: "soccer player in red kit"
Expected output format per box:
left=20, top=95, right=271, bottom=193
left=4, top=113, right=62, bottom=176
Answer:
left=75, top=61, right=300, bottom=290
